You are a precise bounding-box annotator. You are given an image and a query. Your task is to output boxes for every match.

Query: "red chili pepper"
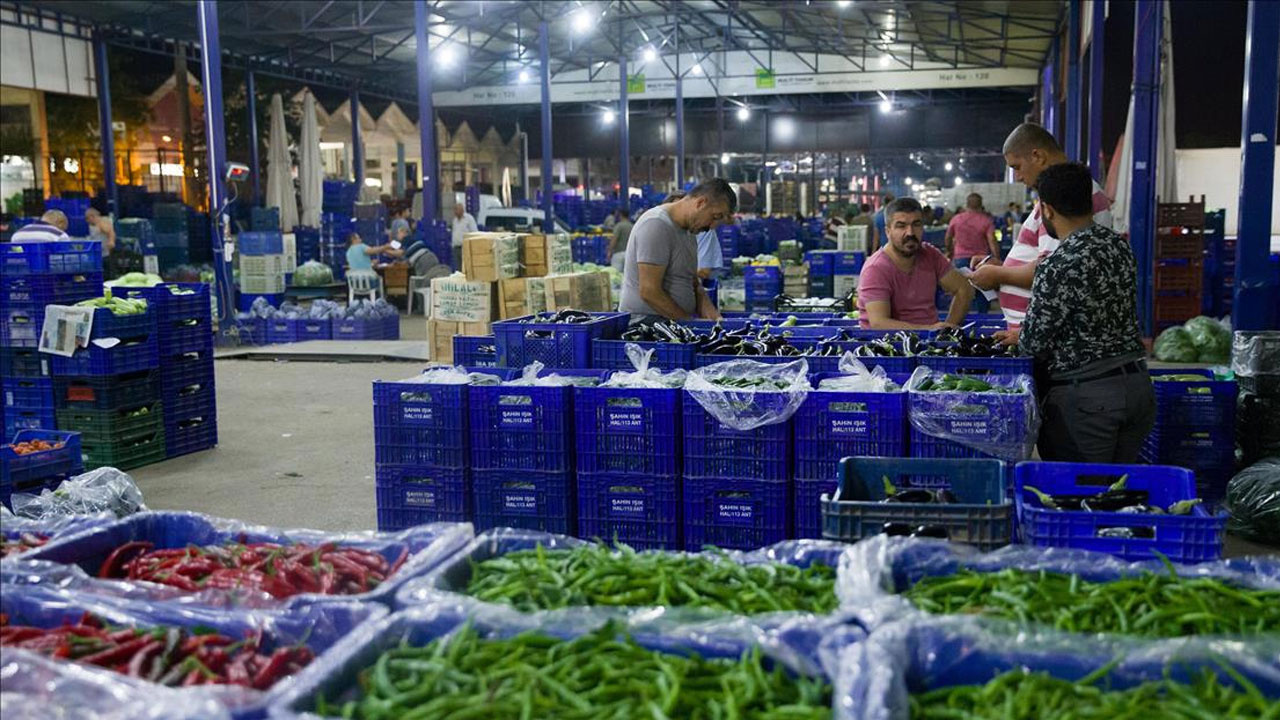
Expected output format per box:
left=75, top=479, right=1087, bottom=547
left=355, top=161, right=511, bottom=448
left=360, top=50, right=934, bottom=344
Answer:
left=98, top=540, right=155, bottom=578
left=250, top=647, right=293, bottom=690
left=126, top=639, right=164, bottom=677
left=80, top=636, right=154, bottom=667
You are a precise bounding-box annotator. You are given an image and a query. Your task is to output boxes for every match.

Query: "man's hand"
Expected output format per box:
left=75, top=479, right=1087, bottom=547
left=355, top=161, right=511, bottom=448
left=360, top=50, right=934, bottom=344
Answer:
left=929, top=321, right=955, bottom=330
left=970, top=264, right=1003, bottom=290
left=993, top=328, right=1020, bottom=346
left=970, top=255, right=1000, bottom=270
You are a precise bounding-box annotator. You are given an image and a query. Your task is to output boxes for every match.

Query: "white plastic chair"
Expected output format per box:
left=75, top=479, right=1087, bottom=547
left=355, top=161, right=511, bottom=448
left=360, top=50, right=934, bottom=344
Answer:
left=347, top=270, right=383, bottom=304
left=408, top=276, right=432, bottom=316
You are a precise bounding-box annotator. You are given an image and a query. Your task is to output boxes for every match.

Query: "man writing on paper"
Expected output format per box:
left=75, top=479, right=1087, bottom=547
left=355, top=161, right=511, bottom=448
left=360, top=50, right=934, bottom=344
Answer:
left=970, top=123, right=1113, bottom=329
left=856, top=197, right=974, bottom=330
left=945, top=192, right=1001, bottom=313
left=618, top=179, right=736, bottom=321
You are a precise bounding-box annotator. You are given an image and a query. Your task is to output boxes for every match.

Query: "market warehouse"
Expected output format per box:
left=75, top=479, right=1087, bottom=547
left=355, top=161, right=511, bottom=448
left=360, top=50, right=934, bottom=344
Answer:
left=0, top=1, right=1277, bottom=718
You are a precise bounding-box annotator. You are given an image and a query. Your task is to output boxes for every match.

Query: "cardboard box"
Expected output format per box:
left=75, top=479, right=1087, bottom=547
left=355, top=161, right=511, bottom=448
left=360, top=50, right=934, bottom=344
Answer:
left=833, top=274, right=859, bottom=298
left=430, top=276, right=497, bottom=322
left=497, top=276, right=549, bottom=319
left=462, top=232, right=520, bottom=282
left=428, top=319, right=492, bottom=364
left=522, top=233, right=573, bottom=277
left=544, top=271, right=612, bottom=312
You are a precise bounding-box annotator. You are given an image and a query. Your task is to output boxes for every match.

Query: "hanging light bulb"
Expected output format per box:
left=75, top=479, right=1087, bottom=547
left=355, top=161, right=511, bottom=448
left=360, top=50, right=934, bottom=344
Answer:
left=737, top=106, right=750, bottom=121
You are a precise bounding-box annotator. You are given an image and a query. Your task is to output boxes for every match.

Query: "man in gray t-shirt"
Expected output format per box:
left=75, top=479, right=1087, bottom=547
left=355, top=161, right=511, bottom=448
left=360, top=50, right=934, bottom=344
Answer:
left=618, top=179, right=736, bottom=320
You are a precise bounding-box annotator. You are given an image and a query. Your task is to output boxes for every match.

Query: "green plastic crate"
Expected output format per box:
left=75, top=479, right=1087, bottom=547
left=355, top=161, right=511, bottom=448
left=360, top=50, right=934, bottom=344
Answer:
left=80, top=425, right=167, bottom=470
left=55, top=401, right=165, bottom=443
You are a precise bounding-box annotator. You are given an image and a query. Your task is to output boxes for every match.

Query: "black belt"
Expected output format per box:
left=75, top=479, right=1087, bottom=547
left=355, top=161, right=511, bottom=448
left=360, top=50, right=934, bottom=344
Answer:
left=1048, top=359, right=1147, bottom=387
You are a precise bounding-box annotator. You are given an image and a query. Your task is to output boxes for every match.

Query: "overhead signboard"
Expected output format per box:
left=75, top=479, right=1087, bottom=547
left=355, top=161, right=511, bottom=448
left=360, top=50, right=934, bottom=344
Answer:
left=755, top=68, right=775, bottom=89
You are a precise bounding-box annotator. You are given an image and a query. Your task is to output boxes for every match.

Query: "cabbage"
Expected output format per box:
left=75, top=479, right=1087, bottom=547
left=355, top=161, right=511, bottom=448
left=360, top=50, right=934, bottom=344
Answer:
left=293, top=260, right=334, bottom=287
left=1153, top=326, right=1198, bottom=363
left=1183, top=315, right=1231, bottom=364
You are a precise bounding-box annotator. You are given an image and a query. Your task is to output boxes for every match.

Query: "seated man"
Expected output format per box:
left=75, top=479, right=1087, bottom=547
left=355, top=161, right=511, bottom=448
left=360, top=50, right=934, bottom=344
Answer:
left=345, top=231, right=402, bottom=272
left=856, top=197, right=974, bottom=329
left=10, top=209, right=69, bottom=242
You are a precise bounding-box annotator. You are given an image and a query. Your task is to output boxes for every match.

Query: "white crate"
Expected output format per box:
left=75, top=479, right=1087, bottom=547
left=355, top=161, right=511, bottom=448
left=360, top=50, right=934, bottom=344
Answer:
left=240, top=273, right=286, bottom=294
left=240, top=253, right=286, bottom=276
left=833, top=274, right=859, bottom=297
left=837, top=225, right=870, bottom=253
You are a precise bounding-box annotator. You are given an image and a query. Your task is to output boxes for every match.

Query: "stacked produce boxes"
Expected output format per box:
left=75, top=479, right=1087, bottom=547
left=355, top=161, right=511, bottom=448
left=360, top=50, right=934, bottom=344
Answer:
left=322, top=179, right=358, bottom=216
left=51, top=300, right=165, bottom=471
left=1232, top=331, right=1279, bottom=466
left=1140, top=369, right=1236, bottom=503
left=320, top=213, right=354, bottom=282
left=832, top=251, right=864, bottom=298
left=1153, top=197, right=1206, bottom=331
left=250, top=206, right=281, bottom=231
left=805, top=250, right=836, bottom=297
left=151, top=203, right=191, bottom=272
left=147, top=284, right=217, bottom=458
left=1, top=238, right=104, bottom=436
left=236, top=230, right=286, bottom=311
left=571, top=234, right=610, bottom=265
left=743, top=265, right=782, bottom=312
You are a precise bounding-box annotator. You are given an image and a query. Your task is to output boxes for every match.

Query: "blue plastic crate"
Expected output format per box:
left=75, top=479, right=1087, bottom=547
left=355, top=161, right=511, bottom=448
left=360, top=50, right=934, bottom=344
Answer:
left=694, top=353, right=805, bottom=369
left=375, top=464, right=470, bottom=530
left=908, top=374, right=1035, bottom=462
left=472, top=468, right=575, bottom=535
left=50, top=336, right=159, bottom=376
left=265, top=317, right=299, bottom=344
left=150, top=282, right=211, bottom=322
left=160, top=346, right=214, bottom=387
left=3, top=376, right=52, bottom=409
left=1, top=239, right=102, bottom=275
left=469, top=371, right=608, bottom=472
left=1, top=306, right=42, bottom=347
left=832, top=251, right=865, bottom=275
left=1, top=272, right=102, bottom=308
left=1015, top=461, right=1225, bottom=563
left=295, top=317, right=332, bottom=341
left=3, top=406, right=56, bottom=437
left=383, top=313, right=400, bottom=340
left=574, top=384, right=680, bottom=477
left=235, top=316, right=267, bottom=344
left=162, top=373, right=215, bottom=418
left=78, top=304, right=157, bottom=341
left=373, top=379, right=471, bottom=468
left=1149, top=369, right=1236, bottom=427
left=452, top=335, right=497, bottom=367
left=590, top=339, right=697, bottom=371
left=821, top=456, right=1012, bottom=550
left=164, top=409, right=217, bottom=458
left=0, top=347, right=49, bottom=377
left=157, top=315, right=213, bottom=353
left=237, top=292, right=283, bottom=312
left=917, top=354, right=1034, bottom=376
left=683, top=476, right=789, bottom=551
left=804, top=250, right=835, bottom=275
left=334, top=316, right=382, bottom=340
left=576, top=471, right=680, bottom=550
left=682, top=391, right=793, bottom=481
left=2, top=429, right=82, bottom=500
left=238, top=230, right=285, bottom=255
left=493, top=312, right=628, bottom=369
left=52, top=371, right=160, bottom=411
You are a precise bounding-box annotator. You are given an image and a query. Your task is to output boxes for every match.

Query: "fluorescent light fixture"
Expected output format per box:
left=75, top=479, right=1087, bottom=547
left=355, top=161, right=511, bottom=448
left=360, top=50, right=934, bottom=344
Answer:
left=149, top=162, right=182, bottom=177
left=319, top=141, right=345, bottom=150
left=643, top=46, right=657, bottom=62
left=603, top=109, right=616, bottom=124
left=944, top=162, right=953, bottom=171
left=764, top=161, right=778, bottom=167
left=572, top=9, right=593, bottom=32
left=837, top=0, right=852, bottom=7
left=518, top=69, right=530, bottom=82
left=365, top=177, right=383, bottom=188
left=954, top=176, right=963, bottom=186
left=879, top=54, right=891, bottom=68
left=438, top=44, right=457, bottom=66
left=905, top=177, right=913, bottom=185
left=736, top=106, right=750, bottom=121
left=720, top=152, right=731, bottom=164
left=879, top=99, right=892, bottom=113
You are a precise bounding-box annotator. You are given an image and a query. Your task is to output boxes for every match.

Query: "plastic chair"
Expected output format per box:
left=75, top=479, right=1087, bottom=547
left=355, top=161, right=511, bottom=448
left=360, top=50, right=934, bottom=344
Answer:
left=347, top=270, right=383, bottom=304
left=408, top=275, right=432, bottom=315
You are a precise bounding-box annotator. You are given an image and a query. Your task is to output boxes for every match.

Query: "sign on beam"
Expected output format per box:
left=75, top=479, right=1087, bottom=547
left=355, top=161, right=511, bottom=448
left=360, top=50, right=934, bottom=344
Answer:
left=756, top=68, right=776, bottom=89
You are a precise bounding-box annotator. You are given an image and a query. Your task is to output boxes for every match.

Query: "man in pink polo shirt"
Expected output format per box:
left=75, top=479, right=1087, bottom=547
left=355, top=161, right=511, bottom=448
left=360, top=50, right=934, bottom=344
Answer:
left=971, top=123, right=1113, bottom=329
left=857, top=197, right=974, bottom=329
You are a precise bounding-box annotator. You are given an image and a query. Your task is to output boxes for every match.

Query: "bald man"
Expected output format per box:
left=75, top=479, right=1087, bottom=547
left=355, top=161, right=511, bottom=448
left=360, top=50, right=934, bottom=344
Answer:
left=10, top=209, right=70, bottom=243
left=971, top=123, right=1113, bottom=330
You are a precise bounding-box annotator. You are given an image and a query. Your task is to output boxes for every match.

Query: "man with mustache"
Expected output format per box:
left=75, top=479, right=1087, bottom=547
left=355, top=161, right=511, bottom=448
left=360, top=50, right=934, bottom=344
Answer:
left=856, top=197, right=974, bottom=329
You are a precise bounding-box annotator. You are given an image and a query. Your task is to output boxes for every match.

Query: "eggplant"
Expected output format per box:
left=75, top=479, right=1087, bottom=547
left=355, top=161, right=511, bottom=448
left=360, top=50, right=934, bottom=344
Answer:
left=883, top=489, right=937, bottom=504
left=912, top=525, right=949, bottom=539
left=881, top=522, right=914, bottom=537
left=1115, top=504, right=1165, bottom=515
left=1080, top=490, right=1151, bottom=512
left=1098, top=526, right=1156, bottom=539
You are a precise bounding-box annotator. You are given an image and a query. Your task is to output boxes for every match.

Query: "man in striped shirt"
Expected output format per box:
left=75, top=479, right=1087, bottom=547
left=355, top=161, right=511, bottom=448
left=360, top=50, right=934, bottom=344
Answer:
left=9, top=209, right=70, bottom=243
left=970, top=123, right=1112, bottom=328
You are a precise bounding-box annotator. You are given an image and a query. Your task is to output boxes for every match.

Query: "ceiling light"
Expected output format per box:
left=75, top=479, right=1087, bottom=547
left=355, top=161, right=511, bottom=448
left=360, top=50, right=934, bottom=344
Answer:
left=161, top=135, right=172, bottom=143
left=691, top=63, right=702, bottom=75
left=879, top=99, right=892, bottom=113
left=837, top=0, right=852, bottom=7
left=905, top=177, right=913, bottom=185
left=944, top=162, right=953, bottom=171
left=572, top=9, right=593, bottom=33
left=643, top=46, right=657, bottom=63
left=438, top=44, right=457, bottom=66
left=518, top=69, right=530, bottom=82
left=720, top=152, right=731, bottom=164
left=603, top=109, right=616, bottom=124
left=954, top=176, right=963, bottom=186
left=736, top=106, right=750, bottom=121
left=879, top=54, right=890, bottom=68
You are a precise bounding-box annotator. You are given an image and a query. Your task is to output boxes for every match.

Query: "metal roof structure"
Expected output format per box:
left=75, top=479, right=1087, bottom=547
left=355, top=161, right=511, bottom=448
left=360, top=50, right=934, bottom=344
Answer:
left=8, top=0, right=1063, bottom=104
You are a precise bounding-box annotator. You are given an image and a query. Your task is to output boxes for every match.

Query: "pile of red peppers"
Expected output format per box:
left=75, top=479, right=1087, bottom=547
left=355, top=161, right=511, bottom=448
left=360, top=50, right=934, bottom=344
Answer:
left=0, top=612, right=313, bottom=689
left=97, top=540, right=408, bottom=598
left=1, top=532, right=49, bottom=558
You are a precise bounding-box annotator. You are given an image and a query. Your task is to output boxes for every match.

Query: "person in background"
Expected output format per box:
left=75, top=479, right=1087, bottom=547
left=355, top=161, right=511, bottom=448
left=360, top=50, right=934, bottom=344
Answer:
left=945, top=193, right=1002, bottom=313
left=793, top=211, right=805, bottom=223
left=921, top=205, right=934, bottom=226
left=608, top=208, right=633, bottom=272
left=870, top=193, right=895, bottom=252
left=1004, top=202, right=1023, bottom=228
left=856, top=197, right=974, bottom=330
left=346, top=231, right=402, bottom=272
left=449, top=203, right=478, bottom=270
left=84, top=207, right=115, bottom=255
left=822, top=211, right=848, bottom=246
left=10, top=209, right=69, bottom=243
left=696, top=225, right=724, bottom=279
left=388, top=208, right=411, bottom=244
left=603, top=208, right=617, bottom=231
left=618, top=179, right=735, bottom=321
left=1001, top=162, right=1153, bottom=463
left=971, top=123, right=1113, bottom=330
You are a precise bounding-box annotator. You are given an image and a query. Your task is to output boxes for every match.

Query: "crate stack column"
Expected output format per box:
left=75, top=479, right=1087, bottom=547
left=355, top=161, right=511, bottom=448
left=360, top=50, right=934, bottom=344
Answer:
left=236, top=230, right=286, bottom=312
left=151, top=203, right=191, bottom=274
left=2, top=239, right=104, bottom=437
left=1153, top=197, right=1206, bottom=331
left=1140, top=369, right=1237, bottom=504
left=151, top=283, right=217, bottom=458
left=51, top=302, right=164, bottom=471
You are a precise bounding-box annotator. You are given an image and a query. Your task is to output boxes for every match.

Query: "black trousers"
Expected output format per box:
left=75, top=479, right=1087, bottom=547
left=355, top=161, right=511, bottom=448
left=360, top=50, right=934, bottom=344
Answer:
left=1038, top=369, right=1157, bottom=464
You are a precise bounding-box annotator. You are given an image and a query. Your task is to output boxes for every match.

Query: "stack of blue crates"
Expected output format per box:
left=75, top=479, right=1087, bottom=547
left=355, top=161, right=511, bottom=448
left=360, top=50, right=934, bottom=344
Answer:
left=717, top=225, right=740, bottom=260
left=0, top=429, right=83, bottom=509
left=805, top=250, right=836, bottom=297
left=152, top=203, right=190, bottom=270
left=354, top=202, right=387, bottom=246
left=554, top=195, right=585, bottom=230
left=373, top=376, right=476, bottom=531
left=146, top=283, right=216, bottom=458
left=1140, top=369, right=1236, bottom=503
left=1, top=239, right=104, bottom=437
left=421, top=219, right=452, bottom=271
left=236, top=231, right=286, bottom=310
left=322, top=180, right=358, bottom=216
left=294, top=226, right=321, bottom=264
left=571, top=235, right=609, bottom=265
left=743, top=265, right=782, bottom=311
left=321, top=213, right=354, bottom=282
left=250, top=207, right=281, bottom=231
left=115, top=218, right=157, bottom=258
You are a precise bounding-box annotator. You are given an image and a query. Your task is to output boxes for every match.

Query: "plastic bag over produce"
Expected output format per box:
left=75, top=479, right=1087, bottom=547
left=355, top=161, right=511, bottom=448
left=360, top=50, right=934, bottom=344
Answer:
left=505, top=361, right=601, bottom=387
left=395, top=366, right=507, bottom=386
left=599, top=343, right=688, bottom=388
left=1225, top=458, right=1280, bottom=545
left=11, top=468, right=145, bottom=521
left=1183, top=315, right=1232, bottom=364
left=1153, top=326, right=1198, bottom=362
left=905, top=367, right=1040, bottom=462
left=291, top=260, right=334, bottom=287
left=685, top=358, right=812, bottom=431
left=1231, top=330, right=1280, bottom=377
left=816, top=354, right=898, bottom=392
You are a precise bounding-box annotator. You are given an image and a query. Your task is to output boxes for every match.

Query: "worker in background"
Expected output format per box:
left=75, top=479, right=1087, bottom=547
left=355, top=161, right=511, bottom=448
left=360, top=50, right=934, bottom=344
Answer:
left=1004, top=202, right=1023, bottom=228
left=945, top=192, right=1002, bottom=313
left=1001, top=162, right=1153, bottom=463
left=346, top=231, right=402, bottom=273
left=618, top=179, right=734, bottom=321
left=84, top=207, right=115, bottom=255
left=448, top=203, right=478, bottom=270
left=10, top=209, right=69, bottom=243
left=696, top=226, right=724, bottom=280
left=856, top=197, right=974, bottom=330
left=870, top=193, right=895, bottom=252
left=970, top=123, right=1113, bottom=330
left=388, top=208, right=411, bottom=244
left=823, top=210, right=848, bottom=247
left=608, top=208, right=633, bottom=272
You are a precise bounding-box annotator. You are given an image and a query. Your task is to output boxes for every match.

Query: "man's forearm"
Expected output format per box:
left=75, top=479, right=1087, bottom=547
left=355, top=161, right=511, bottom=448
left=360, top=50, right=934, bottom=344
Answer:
left=640, top=287, right=691, bottom=320
left=945, top=285, right=974, bottom=326
left=998, top=262, right=1035, bottom=289
left=988, top=237, right=1002, bottom=262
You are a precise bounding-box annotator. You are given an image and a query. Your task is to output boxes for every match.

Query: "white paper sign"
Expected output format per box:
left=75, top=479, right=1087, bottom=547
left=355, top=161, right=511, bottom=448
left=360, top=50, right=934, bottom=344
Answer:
left=39, top=306, right=95, bottom=357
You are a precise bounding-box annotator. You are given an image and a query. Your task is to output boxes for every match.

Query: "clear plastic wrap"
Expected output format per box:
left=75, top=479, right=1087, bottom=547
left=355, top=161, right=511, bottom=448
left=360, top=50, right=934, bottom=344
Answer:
left=835, top=615, right=1280, bottom=720
left=267, top=598, right=862, bottom=718
left=685, top=358, right=812, bottom=431
left=1231, top=330, right=1280, bottom=377
left=11, top=468, right=146, bottom=521
left=1225, top=457, right=1280, bottom=544
left=1, top=648, right=231, bottom=720
left=599, top=343, right=688, bottom=388
left=1, top=511, right=115, bottom=560
left=504, top=361, right=602, bottom=387
left=835, top=534, right=1280, bottom=632
left=291, top=260, right=334, bottom=287
left=0, top=583, right=384, bottom=718
left=816, top=355, right=898, bottom=391
left=8, top=511, right=473, bottom=609
left=905, top=366, right=1040, bottom=461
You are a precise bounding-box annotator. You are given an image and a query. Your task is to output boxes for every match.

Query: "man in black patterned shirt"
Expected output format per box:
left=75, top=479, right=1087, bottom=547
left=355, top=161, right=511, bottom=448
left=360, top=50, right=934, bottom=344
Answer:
left=997, top=163, right=1154, bottom=462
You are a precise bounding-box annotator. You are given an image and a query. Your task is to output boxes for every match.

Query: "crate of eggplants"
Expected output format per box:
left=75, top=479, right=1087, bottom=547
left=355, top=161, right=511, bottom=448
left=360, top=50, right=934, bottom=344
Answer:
left=1022, top=475, right=1203, bottom=517
left=619, top=319, right=703, bottom=344
left=695, top=322, right=807, bottom=357
left=918, top=327, right=1023, bottom=358
left=520, top=309, right=597, bottom=325
left=821, top=472, right=1013, bottom=550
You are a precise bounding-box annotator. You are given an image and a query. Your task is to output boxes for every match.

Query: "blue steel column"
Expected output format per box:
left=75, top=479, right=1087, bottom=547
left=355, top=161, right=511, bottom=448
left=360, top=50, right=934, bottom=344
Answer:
left=245, top=68, right=260, bottom=206
left=395, top=142, right=406, bottom=198
left=1129, top=0, right=1162, bottom=336
left=1234, top=0, right=1280, bottom=330
left=1088, top=0, right=1106, bottom=180
left=675, top=73, right=685, bottom=188
left=414, top=2, right=437, bottom=224
left=619, top=56, right=630, bottom=206
left=538, top=21, right=553, bottom=232
left=196, top=0, right=231, bottom=325
left=92, top=31, right=117, bottom=216
left=1064, top=0, right=1082, bottom=160
left=582, top=158, right=589, bottom=197
left=350, top=87, right=363, bottom=189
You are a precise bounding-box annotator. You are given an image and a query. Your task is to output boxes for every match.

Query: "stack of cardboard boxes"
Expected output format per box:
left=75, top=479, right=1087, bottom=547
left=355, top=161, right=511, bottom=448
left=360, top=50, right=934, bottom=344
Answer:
left=426, top=232, right=613, bottom=363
